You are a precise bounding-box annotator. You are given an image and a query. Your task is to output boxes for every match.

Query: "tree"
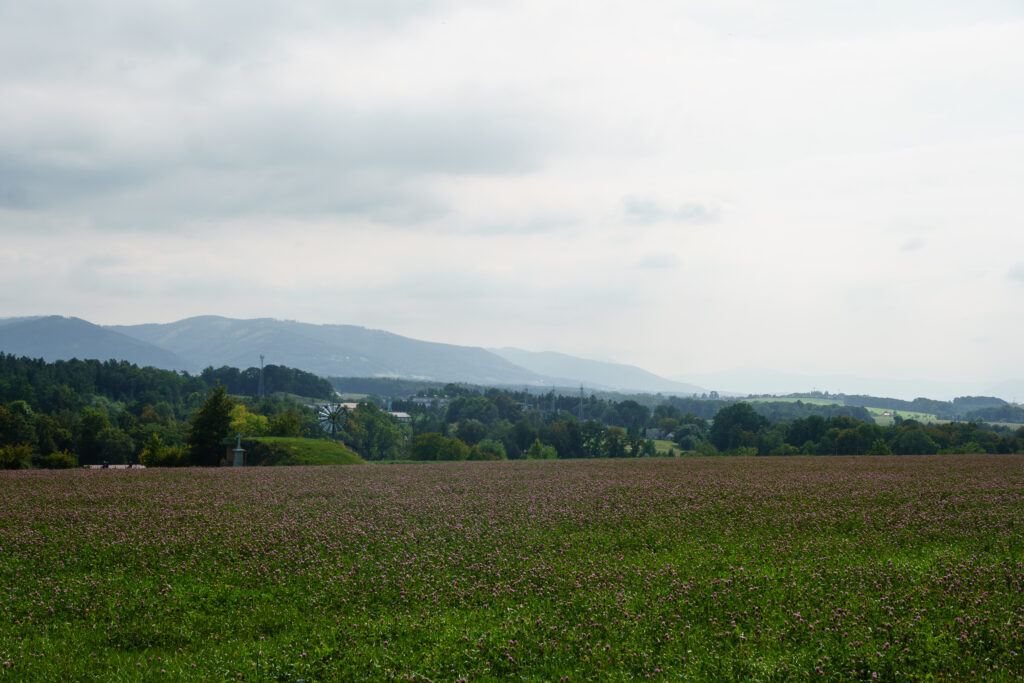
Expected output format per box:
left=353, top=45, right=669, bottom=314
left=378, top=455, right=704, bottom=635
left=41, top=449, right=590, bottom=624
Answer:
left=268, top=411, right=303, bottom=437
left=0, top=443, right=32, bottom=469
left=410, top=433, right=469, bottom=461
left=229, top=404, right=269, bottom=437
left=674, top=423, right=705, bottom=451
left=75, top=406, right=111, bottom=465
left=615, top=400, right=650, bottom=436
left=526, top=439, right=556, bottom=460
left=0, top=401, right=36, bottom=448
left=709, top=402, right=767, bottom=452
left=342, top=402, right=405, bottom=460
left=603, top=427, right=627, bottom=458
left=455, top=419, right=488, bottom=446
left=894, top=427, right=938, bottom=455
left=188, top=384, right=235, bottom=466
left=470, top=438, right=506, bottom=461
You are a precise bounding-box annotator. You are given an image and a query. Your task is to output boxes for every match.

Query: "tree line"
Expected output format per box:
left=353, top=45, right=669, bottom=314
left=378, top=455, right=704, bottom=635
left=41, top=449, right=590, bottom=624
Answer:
left=2, top=354, right=1021, bottom=468
left=0, top=354, right=331, bottom=469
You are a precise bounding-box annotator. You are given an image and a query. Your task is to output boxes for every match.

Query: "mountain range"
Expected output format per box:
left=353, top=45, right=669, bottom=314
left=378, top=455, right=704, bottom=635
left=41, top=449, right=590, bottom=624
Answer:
left=3, top=315, right=1020, bottom=402
left=0, top=316, right=705, bottom=395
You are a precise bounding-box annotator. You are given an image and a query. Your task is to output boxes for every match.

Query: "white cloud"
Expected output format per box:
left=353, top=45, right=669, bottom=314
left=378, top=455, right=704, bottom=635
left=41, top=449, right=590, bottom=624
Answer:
left=2, top=0, right=1023, bottom=387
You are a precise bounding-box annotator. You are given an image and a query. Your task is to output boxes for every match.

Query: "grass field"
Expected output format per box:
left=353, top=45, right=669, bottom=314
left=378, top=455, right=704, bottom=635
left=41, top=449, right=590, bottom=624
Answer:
left=249, top=437, right=364, bottom=466
left=652, top=439, right=679, bottom=456
left=2, top=456, right=1023, bottom=680
left=861, top=405, right=941, bottom=426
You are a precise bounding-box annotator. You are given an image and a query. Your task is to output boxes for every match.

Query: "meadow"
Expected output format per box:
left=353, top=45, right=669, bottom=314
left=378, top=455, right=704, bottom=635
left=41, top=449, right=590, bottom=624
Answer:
left=1, top=456, right=1022, bottom=681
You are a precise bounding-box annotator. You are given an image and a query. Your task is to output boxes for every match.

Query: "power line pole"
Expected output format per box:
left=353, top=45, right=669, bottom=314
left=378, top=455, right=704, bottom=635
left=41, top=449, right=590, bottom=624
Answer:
left=258, top=354, right=265, bottom=398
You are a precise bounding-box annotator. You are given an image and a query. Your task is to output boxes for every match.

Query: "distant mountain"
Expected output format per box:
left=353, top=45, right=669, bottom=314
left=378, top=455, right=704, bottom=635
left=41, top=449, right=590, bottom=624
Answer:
left=0, top=316, right=188, bottom=369
left=109, top=316, right=549, bottom=385
left=670, top=367, right=1012, bottom=402
left=491, top=347, right=704, bottom=395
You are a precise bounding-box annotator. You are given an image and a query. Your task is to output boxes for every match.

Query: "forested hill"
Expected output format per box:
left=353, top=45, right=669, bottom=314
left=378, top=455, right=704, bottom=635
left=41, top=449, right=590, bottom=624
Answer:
left=109, top=316, right=545, bottom=385
left=0, top=354, right=334, bottom=409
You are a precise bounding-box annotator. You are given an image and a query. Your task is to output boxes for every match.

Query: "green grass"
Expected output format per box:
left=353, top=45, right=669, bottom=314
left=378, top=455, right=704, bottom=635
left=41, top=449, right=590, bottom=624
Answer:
left=652, top=439, right=678, bottom=455
left=249, top=437, right=364, bottom=465
left=2, top=457, right=1022, bottom=680
left=862, top=405, right=942, bottom=425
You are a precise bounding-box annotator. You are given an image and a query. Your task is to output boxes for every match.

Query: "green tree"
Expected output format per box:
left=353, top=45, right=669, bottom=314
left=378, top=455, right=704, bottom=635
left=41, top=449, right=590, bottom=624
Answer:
left=603, top=427, right=627, bottom=458
left=268, top=411, right=304, bottom=437
left=526, top=439, right=556, bottom=460
left=674, top=423, right=706, bottom=450
left=0, top=443, right=32, bottom=469
left=188, top=384, right=235, bottom=466
left=471, top=438, right=506, bottom=461
left=410, top=433, right=469, bottom=461
left=229, top=404, right=270, bottom=437
left=709, top=402, right=767, bottom=452
left=455, top=419, right=488, bottom=446
left=0, top=401, right=36, bottom=448
left=894, top=427, right=938, bottom=455
left=868, top=438, right=892, bottom=454
left=342, top=402, right=404, bottom=460
left=75, top=407, right=111, bottom=465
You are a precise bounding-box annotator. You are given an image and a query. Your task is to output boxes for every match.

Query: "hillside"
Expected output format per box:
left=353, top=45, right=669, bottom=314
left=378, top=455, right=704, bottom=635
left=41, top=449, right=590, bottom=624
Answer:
left=110, top=316, right=547, bottom=385
left=491, top=347, right=704, bottom=394
left=0, top=316, right=188, bottom=370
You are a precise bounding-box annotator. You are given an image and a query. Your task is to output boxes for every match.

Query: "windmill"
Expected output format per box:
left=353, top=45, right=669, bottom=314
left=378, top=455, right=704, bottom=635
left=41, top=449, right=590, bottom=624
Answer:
left=317, top=404, right=348, bottom=438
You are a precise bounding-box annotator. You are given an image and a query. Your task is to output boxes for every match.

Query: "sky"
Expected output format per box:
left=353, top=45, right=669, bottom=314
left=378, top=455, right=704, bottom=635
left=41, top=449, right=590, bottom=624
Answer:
left=2, top=0, right=1023, bottom=394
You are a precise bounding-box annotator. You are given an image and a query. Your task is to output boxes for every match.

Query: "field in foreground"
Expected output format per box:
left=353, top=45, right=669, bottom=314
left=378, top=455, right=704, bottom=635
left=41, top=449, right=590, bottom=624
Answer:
left=1, top=456, right=1022, bottom=681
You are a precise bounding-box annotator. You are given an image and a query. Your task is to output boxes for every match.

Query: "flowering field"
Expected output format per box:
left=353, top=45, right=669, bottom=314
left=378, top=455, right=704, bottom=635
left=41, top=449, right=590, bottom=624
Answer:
left=2, top=456, right=1023, bottom=681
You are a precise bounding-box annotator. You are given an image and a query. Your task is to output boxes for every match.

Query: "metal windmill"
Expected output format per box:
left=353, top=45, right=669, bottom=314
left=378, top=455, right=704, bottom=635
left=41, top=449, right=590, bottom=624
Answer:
left=317, top=404, right=348, bottom=438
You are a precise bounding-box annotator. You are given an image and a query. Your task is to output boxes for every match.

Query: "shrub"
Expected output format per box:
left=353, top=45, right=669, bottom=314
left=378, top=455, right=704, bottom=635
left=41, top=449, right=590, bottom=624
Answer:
left=41, top=450, right=78, bottom=469
left=0, top=443, right=33, bottom=470
left=469, top=438, right=506, bottom=461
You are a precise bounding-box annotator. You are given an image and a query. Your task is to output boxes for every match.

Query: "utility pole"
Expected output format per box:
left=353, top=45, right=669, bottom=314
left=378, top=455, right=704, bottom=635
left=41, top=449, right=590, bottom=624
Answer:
left=258, top=354, right=265, bottom=398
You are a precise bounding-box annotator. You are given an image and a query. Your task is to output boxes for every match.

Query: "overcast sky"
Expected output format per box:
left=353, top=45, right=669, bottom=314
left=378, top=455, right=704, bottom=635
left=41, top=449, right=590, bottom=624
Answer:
left=2, top=0, right=1023, bottom=389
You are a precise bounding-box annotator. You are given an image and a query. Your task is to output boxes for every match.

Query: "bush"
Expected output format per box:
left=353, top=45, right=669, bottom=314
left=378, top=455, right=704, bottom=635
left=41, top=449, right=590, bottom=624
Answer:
left=246, top=438, right=363, bottom=466
left=694, top=441, right=719, bottom=457
left=246, top=440, right=295, bottom=466
left=410, top=433, right=470, bottom=461
left=469, top=438, right=506, bottom=461
left=0, top=443, right=33, bottom=470
left=526, top=439, right=557, bottom=460
left=769, top=443, right=800, bottom=456
left=869, top=439, right=892, bottom=455
left=40, top=450, right=78, bottom=469
left=139, top=439, right=188, bottom=467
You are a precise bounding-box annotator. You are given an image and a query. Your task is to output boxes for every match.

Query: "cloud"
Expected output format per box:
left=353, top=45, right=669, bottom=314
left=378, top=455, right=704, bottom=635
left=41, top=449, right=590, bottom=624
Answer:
left=901, top=238, right=926, bottom=252
left=1009, top=263, right=1024, bottom=283
left=636, top=253, right=680, bottom=270
left=623, top=197, right=720, bottom=225
left=0, top=1, right=556, bottom=228
left=0, top=103, right=553, bottom=226
left=0, top=1, right=459, bottom=78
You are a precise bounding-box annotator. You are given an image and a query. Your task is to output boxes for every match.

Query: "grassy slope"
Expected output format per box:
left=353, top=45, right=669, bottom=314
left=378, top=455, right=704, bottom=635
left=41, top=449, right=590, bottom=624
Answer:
left=250, top=437, right=364, bottom=465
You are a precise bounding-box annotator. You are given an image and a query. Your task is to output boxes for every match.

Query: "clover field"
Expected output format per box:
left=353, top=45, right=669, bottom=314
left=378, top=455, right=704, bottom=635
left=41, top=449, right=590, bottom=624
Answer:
left=1, top=455, right=1023, bottom=680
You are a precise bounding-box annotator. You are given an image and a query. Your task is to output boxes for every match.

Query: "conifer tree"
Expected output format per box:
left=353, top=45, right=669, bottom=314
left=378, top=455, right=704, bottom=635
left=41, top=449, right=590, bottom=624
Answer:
left=187, top=384, right=234, bottom=466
